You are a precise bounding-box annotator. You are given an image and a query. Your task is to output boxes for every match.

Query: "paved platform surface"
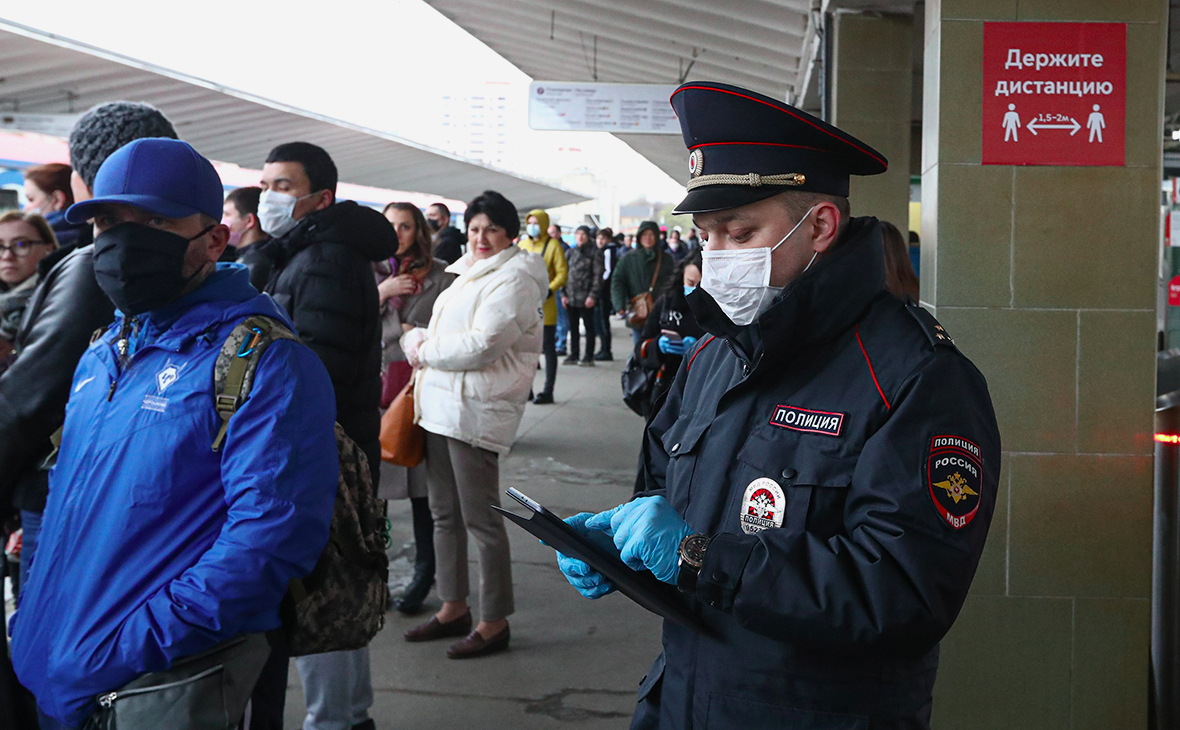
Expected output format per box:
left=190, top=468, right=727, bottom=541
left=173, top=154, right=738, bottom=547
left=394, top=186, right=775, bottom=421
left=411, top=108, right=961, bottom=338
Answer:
left=284, top=321, right=662, bottom=729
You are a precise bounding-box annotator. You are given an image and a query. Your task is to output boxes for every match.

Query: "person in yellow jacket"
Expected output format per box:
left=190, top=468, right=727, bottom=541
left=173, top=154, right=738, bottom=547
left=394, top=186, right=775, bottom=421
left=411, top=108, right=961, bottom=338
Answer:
left=518, top=209, right=567, bottom=404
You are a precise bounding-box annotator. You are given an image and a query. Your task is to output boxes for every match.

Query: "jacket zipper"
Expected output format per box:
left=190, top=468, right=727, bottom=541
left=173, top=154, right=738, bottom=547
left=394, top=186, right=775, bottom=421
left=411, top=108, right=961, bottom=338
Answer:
left=725, top=339, right=752, bottom=377
left=107, top=318, right=141, bottom=401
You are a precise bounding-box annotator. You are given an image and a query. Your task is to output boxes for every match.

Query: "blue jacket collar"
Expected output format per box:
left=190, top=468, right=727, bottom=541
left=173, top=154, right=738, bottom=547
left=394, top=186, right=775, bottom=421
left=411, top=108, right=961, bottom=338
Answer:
left=115, top=263, right=296, bottom=352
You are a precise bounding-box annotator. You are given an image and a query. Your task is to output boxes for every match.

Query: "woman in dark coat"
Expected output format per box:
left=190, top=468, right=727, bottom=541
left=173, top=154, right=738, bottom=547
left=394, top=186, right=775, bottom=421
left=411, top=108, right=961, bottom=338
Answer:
left=633, top=249, right=706, bottom=412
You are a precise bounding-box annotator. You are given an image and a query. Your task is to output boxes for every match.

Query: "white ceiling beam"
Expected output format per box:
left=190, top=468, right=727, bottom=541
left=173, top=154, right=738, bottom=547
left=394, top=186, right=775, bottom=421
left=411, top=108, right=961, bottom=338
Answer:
left=463, top=20, right=788, bottom=92
left=433, top=0, right=802, bottom=62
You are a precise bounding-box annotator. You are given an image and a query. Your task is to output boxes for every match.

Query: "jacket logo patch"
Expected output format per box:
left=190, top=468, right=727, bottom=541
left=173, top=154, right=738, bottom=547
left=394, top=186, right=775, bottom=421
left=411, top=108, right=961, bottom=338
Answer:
left=741, top=478, right=785, bottom=535
left=156, top=365, right=180, bottom=393
left=142, top=395, right=169, bottom=413
left=928, top=435, right=983, bottom=530
left=769, top=405, right=844, bottom=437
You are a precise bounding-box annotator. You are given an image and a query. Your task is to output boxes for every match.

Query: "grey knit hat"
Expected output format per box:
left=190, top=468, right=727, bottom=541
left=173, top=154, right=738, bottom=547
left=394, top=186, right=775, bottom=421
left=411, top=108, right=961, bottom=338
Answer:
left=68, top=101, right=178, bottom=190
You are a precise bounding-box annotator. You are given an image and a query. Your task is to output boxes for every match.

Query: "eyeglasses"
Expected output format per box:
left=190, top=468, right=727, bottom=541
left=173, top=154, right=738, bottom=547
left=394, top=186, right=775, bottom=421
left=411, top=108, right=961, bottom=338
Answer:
left=0, top=239, right=50, bottom=258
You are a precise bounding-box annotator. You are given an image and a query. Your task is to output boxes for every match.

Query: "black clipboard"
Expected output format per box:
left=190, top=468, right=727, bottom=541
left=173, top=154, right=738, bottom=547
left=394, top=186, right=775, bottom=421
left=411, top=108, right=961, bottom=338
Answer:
left=493, top=488, right=712, bottom=635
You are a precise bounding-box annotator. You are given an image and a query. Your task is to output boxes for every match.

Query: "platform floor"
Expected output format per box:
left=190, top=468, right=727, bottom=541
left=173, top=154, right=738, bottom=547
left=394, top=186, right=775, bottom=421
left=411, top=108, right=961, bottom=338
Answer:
left=284, top=320, right=661, bottom=729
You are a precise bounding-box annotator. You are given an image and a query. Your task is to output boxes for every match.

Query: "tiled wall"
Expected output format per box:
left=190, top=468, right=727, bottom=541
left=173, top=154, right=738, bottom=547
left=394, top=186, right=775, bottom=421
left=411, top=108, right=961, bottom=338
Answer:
left=832, top=12, right=913, bottom=232
left=921, top=0, right=1164, bottom=726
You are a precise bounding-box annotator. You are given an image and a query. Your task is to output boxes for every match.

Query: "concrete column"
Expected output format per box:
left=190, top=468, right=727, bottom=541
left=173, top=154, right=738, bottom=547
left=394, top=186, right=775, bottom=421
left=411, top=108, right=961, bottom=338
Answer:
left=831, top=12, right=913, bottom=231
left=921, top=0, right=1165, bottom=726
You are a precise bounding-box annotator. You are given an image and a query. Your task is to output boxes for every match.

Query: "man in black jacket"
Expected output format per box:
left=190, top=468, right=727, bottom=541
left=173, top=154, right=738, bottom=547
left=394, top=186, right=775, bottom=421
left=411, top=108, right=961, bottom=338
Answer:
left=556, top=83, right=1000, bottom=729
left=0, top=100, right=175, bottom=730
left=257, top=141, right=395, bottom=730
left=426, top=202, right=464, bottom=264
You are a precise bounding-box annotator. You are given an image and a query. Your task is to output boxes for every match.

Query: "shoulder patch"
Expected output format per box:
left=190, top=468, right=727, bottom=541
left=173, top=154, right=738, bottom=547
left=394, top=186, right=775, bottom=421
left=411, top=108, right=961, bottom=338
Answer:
left=906, top=303, right=957, bottom=350
left=928, top=435, right=983, bottom=529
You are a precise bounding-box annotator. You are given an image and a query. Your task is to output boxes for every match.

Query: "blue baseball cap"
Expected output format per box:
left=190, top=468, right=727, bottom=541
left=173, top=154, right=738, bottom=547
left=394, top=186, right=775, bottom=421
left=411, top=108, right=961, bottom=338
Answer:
left=66, top=138, right=224, bottom=224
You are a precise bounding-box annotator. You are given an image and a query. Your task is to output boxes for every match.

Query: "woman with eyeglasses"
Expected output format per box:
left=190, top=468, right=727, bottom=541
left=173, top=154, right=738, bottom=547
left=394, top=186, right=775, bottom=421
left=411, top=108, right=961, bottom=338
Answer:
left=0, top=211, right=58, bottom=367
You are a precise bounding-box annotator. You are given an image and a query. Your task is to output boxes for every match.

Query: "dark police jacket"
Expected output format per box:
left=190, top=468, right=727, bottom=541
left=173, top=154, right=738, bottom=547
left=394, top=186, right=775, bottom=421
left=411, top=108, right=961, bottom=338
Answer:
left=634, top=218, right=1000, bottom=730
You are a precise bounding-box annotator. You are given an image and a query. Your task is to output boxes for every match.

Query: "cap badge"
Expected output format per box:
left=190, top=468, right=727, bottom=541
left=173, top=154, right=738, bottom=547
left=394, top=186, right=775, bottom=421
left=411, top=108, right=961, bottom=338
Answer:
left=688, top=149, right=704, bottom=178
left=740, top=477, right=785, bottom=535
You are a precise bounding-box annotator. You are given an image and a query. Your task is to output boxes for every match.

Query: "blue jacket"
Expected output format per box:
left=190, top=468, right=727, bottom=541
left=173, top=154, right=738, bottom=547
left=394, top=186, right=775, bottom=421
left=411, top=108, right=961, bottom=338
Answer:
left=11, top=264, right=339, bottom=725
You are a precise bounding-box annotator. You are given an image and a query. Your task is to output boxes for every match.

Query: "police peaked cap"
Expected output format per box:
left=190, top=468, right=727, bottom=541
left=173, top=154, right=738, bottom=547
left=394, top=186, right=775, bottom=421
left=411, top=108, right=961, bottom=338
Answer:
left=671, top=82, right=888, bottom=215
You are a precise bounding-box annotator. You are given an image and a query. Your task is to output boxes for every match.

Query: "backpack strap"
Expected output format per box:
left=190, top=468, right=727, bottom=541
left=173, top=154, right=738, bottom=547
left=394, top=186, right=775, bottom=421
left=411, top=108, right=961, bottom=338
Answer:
left=211, top=315, right=299, bottom=452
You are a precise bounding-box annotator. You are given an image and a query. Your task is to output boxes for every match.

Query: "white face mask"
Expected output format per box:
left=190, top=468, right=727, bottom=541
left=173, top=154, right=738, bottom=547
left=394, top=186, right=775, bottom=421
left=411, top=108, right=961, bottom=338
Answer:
left=700, top=206, right=817, bottom=327
left=258, top=189, right=314, bottom=238
left=526, top=223, right=541, bottom=239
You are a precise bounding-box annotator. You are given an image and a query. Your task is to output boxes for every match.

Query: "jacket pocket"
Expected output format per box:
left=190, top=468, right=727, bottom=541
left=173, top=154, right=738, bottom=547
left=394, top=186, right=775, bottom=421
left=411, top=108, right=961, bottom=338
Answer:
left=660, top=416, right=710, bottom=494
left=734, top=430, right=858, bottom=536
left=705, top=694, right=869, bottom=730
left=660, top=415, right=709, bottom=458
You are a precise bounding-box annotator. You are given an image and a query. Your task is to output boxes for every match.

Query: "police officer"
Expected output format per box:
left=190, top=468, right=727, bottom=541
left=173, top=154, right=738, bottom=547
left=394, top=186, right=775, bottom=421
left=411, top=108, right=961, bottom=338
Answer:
left=556, top=81, right=1001, bottom=729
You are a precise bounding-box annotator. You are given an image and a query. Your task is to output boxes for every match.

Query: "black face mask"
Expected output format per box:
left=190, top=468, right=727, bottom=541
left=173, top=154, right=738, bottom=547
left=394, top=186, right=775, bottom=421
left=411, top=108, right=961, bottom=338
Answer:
left=93, top=221, right=213, bottom=316
left=426, top=218, right=441, bottom=232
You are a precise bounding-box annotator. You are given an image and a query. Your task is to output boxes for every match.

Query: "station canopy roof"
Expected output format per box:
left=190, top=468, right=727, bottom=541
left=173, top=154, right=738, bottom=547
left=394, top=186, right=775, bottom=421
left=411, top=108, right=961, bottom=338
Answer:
left=0, top=20, right=587, bottom=210
left=424, top=0, right=812, bottom=183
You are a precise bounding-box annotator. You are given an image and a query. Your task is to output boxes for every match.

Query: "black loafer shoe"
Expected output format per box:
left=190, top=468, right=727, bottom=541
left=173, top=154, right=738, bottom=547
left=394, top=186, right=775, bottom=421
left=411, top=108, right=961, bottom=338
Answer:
left=447, top=625, right=510, bottom=659
left=532, top=392, right=554, bottom=405
left=405, top=611, right=472, bottom=642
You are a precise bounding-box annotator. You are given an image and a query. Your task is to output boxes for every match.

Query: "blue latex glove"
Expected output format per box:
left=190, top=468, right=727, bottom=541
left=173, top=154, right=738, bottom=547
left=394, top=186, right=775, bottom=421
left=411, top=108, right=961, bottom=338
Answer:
left=658, top=335, right=687, bottom=356
left=585, top=496, right=693, bottom=584
left=555, top=513, right=618, bottom=599
left=681, top=336, right=698, bottom=352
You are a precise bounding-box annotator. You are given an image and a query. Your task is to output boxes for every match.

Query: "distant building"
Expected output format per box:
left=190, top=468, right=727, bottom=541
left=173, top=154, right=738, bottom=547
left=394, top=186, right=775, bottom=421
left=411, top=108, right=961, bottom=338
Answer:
left=620, top=202, right=659, bottom=231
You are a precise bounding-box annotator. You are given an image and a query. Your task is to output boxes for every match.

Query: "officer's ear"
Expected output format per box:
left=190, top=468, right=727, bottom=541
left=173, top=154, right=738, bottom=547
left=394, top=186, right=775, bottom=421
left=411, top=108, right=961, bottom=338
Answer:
left=810, top=202, right=843, bottom=254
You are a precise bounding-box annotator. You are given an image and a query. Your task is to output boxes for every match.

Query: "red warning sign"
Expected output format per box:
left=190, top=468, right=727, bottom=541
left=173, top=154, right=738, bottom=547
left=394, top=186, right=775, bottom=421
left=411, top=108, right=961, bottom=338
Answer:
left=1170, top=277, right=1180, bottom=307
left=982, top=22, right=1125, bottom=166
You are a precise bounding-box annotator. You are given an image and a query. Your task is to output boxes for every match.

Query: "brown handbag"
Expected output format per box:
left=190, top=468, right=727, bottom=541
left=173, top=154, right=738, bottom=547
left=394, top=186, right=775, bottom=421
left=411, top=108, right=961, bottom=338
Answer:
left=626, top=252, right=664, bottom=329
left=380, top=374, right=423, bottom=467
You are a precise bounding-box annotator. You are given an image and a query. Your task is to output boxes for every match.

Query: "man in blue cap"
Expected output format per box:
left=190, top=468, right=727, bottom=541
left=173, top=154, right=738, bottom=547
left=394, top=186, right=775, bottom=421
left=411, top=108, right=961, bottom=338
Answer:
left=10, top=137, right=340, bottom=729
left=556, top=82, right=1001, bottom=728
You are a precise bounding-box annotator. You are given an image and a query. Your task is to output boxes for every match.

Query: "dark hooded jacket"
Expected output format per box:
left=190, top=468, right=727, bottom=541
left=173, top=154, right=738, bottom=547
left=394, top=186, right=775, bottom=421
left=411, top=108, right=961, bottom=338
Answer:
left=261, top=201, right=398, bottom=474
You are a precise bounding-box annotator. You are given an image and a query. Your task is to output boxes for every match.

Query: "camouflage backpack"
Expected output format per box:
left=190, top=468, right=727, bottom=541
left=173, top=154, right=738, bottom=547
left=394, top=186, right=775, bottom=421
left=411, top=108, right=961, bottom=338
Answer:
left=213, top=315, right=390, bottom=656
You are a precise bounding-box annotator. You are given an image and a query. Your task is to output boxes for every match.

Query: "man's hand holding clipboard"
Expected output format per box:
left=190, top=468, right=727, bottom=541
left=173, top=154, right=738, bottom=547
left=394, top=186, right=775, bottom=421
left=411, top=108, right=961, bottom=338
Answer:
left=493, top=488, right=713, bottom=635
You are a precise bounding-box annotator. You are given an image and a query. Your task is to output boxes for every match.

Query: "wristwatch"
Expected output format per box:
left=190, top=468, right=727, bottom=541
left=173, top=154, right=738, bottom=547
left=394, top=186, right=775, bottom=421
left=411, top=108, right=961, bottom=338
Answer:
left=676, top=534, right=712, bottom=594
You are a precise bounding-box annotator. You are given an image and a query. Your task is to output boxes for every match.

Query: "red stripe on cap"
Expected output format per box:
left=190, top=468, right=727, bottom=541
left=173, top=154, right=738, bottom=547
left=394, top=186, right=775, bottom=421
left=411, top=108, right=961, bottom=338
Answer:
left=671, top=85, right=888, bottom=168
left=690, top=141, right=827, bottom=153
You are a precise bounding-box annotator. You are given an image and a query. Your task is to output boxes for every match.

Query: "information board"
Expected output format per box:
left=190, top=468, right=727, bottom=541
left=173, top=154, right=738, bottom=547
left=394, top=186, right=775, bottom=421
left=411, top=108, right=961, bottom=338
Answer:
left=982, top=22, right=1125, bottom=166
left=528, top=82, right=679, bottom=134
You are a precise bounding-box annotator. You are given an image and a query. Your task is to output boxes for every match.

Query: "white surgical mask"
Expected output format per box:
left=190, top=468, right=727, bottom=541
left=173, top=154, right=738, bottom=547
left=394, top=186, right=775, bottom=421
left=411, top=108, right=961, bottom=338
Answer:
left=700, top=206, right=816, bottom=327
left=258, top=189, right=314, bottom=238
left=526, top=223, right=541, bottom=239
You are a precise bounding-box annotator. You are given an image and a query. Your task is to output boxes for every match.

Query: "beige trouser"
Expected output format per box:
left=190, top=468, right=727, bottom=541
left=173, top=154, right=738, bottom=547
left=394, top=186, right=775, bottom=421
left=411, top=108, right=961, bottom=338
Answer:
left=424, top=431, right=514, bottom=621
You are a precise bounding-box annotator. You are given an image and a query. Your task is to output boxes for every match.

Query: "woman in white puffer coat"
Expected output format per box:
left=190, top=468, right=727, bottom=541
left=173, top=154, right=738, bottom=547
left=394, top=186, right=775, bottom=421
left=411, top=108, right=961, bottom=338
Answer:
left=400, top=190, right=548, bottom=659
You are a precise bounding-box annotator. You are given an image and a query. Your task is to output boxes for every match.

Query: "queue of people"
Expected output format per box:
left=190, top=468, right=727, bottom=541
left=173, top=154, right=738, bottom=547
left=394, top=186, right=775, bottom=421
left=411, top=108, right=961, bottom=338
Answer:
left=0, top=79, right=938, bottom=730
left=0, top=99, right=548, bottom=730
